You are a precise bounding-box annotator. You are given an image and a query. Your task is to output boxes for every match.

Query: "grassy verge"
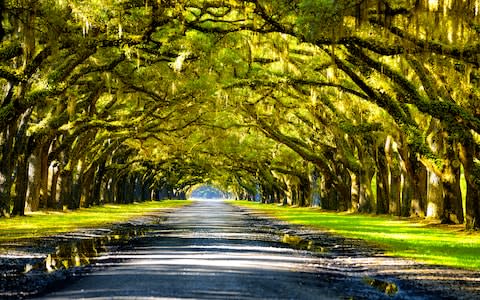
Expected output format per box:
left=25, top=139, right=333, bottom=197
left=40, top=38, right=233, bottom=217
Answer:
left=0, top=200, right=191, bottom=242
left=228, top=200, right=480, bottom=271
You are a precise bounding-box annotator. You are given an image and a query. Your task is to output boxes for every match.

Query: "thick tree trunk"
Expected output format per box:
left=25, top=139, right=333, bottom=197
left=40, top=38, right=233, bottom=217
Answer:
left=336, top=166, right=351, bottom=212
left=359, top=168, right=374, bottom=213
left=386, top=136, right=401, bottom=216
left=425, top=119, right=447, bottom=222
left=38, top=142, right=50, bottom=209
left=284, top=178, right=295, bottom=205
left=48, top=163, right=60, bottom=209
left=389, top=172, right=401, bottom=216
left=116, top=176, right=127, bottom=204
left=320, top=175, right=337, bottom=210
left=12, top=111, right=32, bottom=216
left=12, top=153, right=28, bottom=216
left=411, top=157, right=427, bottom=217
left=91, top=162, right=106, bottom=206
left=69, top=177, right=81, bottom=210
left=104, top=177, right=115, bottom=204
left=399, top=142, right=414, bottom=217
left=26, top=145, right=42, bottom=212
left=350, top=171, right=360, bottom=212
left=80, top=166, right=95, bottom=208
left=442, top=146, right=464, bottom=224
left=142, top=178, right=152, bottom=201
left=375, top=145, right=389, bottom=214
left=0, top=124, right=17, bottom=216
left=133, top=175, right=142, bottom=202
left=60, top=170, right=73, bottom=210
left=401, top=171, right=414, bottom=217
left=426, top=170, right=446, bottom=221
left=310, top=169, right=321, bottom=207
left=337, top=181, right=351, bottom=212
left=299, top=179, right=312, bottom=207
left=458, top=140, right=480, bottom=230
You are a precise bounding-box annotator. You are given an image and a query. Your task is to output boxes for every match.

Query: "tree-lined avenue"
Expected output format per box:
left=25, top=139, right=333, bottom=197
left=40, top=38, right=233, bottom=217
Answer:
left=1, top=0, right=480, bottom=229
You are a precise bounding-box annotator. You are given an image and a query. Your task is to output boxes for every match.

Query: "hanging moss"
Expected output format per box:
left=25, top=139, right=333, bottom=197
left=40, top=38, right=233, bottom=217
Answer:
left=0, top=101, right=15, bottom=122
left=0, top=41, right=22, bottom=60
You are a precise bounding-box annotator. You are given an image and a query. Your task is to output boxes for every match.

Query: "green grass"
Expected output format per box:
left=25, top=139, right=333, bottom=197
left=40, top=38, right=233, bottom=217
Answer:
left=0, top=200, right=191, bottom=242
left=228, top=200, right=480, bottom=271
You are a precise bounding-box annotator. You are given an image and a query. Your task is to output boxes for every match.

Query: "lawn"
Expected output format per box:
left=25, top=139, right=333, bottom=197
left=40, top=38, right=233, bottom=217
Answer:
left=0, top=200, right=191, bottom=242
left=228, top=200, right=480, bottom=271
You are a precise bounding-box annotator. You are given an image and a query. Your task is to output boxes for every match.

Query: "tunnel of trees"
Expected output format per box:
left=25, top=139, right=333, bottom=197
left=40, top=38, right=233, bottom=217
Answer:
left=1, top=0, right=480, bottom=229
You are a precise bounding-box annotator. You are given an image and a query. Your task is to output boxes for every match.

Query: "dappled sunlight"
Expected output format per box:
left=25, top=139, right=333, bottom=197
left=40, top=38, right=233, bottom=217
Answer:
left=232, top=201, right=480, bottom=270
left=41, top=201, right=350, bottom=299
left=28, top=200, right=480, bottom=299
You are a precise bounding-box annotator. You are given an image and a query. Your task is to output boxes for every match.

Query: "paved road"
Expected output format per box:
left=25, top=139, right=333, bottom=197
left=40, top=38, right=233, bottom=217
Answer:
left=38, top=200, right=353, bottom=299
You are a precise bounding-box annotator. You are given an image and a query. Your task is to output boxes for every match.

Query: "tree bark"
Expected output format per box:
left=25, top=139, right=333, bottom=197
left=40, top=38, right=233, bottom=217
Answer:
left=38, top=142, right=50, bottom=208
left=60, top=170, right=73, bottom=210
left=411, top=158, right=427, bottom=217
left=425, top=119, right=446, bottom=222
left=375, top=145, right=389, bottom=214
left=458, top=139, right=480, bottom=230
left=398, top=138, right=414, bottom=217
left=426, top=170, right=445, bottom=220
left=0, top=123, right=16, bottom=216
left=350, top=171, right=360, bottom=211
left=26, top=145, right=42, bottom=211
left=48, top=163, right=60, bottom=209
left=386, top=138, right=401, bottom=216
left=359, top=167, right=374, bottom=213
left=442, top=145, right=464, bottom=224
left=12, top=153, right=28, bottom=216
left=320, top=175, right=337, bottom=210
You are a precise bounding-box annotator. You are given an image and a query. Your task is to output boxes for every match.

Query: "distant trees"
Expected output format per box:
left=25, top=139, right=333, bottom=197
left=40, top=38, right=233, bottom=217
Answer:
left=0, top=0, right=479, bottom=229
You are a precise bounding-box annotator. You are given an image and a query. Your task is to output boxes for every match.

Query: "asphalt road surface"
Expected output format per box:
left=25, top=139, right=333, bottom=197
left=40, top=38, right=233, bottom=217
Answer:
left=35, top=200, right=480, bottom=300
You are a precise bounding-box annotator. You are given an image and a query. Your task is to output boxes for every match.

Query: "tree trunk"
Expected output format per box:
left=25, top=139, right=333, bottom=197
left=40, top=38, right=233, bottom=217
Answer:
left=389, top=172, right=401, bottom=216
left=375, top=145, right=389, bottom=214
left=350, top=171, right=360, bottom=212
left=386, top=136, right=401, bottom=216
left=425, top=119, right=446, bottom=222
left=60, top=170, right=73, bottom=210
left=320, top=175, right=337, bottom=210
left=458, top=140, right=480, bottom=230
left=426, top=170, right=446, bottom=221
left=310, top=169, right=321, bottom=207
left=0, top=123, right=17, bottom=216
left=38, top=142, right=50, bottom=208
left=359, top=167, right=374, bottom=213
left=12, top=152, right=28, bottom=216
left=80, top=166, right=95, bottom=208
left=133, top=175, right=142, bottom=202
left=26, top=145, right=42, bottom=212
left=91, top=162, right=106, bottom=206
left=336, top=166, right=351, bottom=212
left=398, top=140, right=414, bottom=217
left=48, top=163, right=60, bottom=209
left=12, top=111, right=32, bottom=216
left=299, top=179, right=312, bottom=207
left=411, top=157, right=427, bottom=217
left=442, top=145, right=464, bottom=224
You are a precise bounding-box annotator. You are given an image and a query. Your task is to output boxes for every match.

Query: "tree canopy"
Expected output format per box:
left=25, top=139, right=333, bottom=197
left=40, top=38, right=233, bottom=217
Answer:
left=1, top=0, right=480, bottom=228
